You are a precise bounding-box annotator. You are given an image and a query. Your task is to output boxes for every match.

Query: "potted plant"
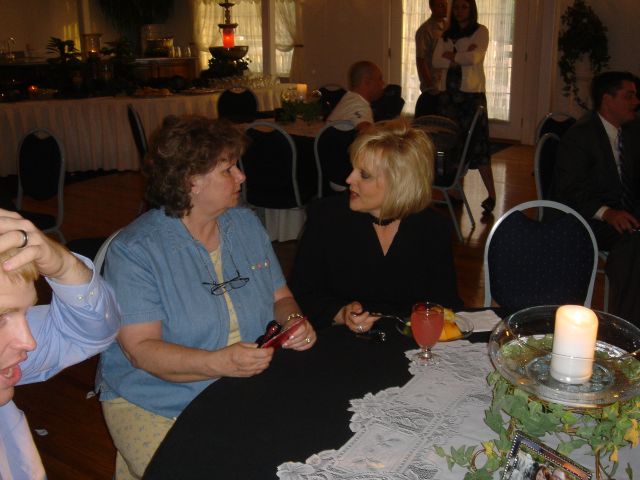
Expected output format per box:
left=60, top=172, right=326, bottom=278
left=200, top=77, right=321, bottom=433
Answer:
left=557, top=0, right=610, bottom=110
left=46, top=37, right=83, bottom=94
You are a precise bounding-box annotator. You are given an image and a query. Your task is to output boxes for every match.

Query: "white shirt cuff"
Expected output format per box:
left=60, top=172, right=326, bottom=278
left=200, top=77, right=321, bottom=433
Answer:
left=594, top=206, right=609, bottom=221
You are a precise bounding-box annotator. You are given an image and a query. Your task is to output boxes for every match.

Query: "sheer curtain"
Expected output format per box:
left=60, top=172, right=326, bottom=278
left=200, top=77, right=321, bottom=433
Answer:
left=400, top=0, right=427, bottom=116
left=401, top=0, right=514, bottom=120
left=478, top=0, right=514, bottom=121
left=275, top=0, right=301, bottom=79
left=192, top=0, right=264, bottom=73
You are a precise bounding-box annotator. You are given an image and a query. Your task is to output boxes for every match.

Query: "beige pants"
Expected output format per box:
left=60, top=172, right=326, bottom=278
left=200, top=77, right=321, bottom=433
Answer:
left=102, top=397, right=175, bottom=480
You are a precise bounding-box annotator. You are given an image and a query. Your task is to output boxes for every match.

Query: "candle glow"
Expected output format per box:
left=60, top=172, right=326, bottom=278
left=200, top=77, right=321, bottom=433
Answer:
left=550, top=305, right=599, bottom=384
left=222, top=28, right=235, bottom=48
left=296, top=84, right=308, bottom=99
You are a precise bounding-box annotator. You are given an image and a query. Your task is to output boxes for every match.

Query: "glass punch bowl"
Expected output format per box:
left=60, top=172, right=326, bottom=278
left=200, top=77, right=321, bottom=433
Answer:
left=489, top=305, right=640, bottom=408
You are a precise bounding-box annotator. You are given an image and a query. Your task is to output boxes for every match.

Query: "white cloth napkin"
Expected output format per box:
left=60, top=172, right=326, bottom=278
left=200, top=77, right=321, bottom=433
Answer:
left=455, top=310, right=502, bottom=332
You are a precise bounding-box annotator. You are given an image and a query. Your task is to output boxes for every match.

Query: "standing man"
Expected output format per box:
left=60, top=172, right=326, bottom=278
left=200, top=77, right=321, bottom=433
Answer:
left=552, top=71, right=640, bottom=323
left=0, top=209, right=120, bottom=478
left=327, top=60, right=385, bottom=133
left=414, top=0, right=448, bottom=117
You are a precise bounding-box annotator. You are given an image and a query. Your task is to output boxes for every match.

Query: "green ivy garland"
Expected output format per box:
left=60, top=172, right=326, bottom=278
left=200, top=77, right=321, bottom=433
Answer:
left=436, top=372, right=640, bottom=480
left=558, top=0, right=610, bottom=110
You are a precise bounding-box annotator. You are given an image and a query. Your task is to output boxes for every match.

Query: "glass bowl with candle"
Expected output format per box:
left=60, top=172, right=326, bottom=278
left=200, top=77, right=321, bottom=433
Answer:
left=489, top=305, right=640, bottom=408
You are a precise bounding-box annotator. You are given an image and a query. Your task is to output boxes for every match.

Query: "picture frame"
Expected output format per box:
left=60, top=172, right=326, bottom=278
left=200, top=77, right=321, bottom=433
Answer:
left=501, top=431, right=592, bottom=480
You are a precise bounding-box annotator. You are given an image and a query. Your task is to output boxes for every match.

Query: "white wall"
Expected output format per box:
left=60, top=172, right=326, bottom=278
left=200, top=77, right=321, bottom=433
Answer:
left=1, top=0, right=83, bottom=57
left=300, top=0, right=391, bottom=90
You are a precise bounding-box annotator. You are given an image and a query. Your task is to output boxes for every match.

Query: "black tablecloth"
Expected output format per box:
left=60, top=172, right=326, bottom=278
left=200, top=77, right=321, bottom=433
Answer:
left=144, top=319, right=491, bottom=479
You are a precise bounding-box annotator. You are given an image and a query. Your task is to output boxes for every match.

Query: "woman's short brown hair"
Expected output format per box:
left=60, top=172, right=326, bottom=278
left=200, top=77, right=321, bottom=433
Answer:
left=350, top=119, right=435, bottom=220
left=144, top=115, right=246, bottom=217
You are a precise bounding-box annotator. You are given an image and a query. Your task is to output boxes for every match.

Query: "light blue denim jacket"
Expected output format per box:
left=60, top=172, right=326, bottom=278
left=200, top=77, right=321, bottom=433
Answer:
left=97, top=207, right=285, bottom=418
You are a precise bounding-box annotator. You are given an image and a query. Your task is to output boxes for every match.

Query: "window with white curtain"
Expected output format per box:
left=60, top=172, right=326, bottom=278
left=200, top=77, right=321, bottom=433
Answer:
left=401, top=0, right=515, bottom=120
left=275, top=0, right=295, bottom=77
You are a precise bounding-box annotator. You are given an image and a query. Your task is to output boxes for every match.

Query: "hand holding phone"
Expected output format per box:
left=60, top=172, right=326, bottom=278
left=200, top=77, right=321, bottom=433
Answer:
left=256, top=317, right=305, bottom=349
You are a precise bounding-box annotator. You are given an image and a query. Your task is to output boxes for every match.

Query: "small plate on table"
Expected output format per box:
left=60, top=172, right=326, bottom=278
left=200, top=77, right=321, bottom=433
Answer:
left=395, top=314, right=474, bottom=342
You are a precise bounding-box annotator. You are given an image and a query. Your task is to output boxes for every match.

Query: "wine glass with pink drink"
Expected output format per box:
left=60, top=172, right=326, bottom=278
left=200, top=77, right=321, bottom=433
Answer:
left=410, top=302, right=445, bottom=365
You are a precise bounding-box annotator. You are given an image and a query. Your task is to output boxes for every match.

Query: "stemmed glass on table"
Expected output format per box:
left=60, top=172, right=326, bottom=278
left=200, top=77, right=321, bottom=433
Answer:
left=410, top=302, right=444, bottom=365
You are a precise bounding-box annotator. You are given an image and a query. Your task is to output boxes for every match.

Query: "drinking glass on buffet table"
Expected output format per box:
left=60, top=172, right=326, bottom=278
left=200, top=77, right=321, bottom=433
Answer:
left=144, top=309, right=638, bottom=479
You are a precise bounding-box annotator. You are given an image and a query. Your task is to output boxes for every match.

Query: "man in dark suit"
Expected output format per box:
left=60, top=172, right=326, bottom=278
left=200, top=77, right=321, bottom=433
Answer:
left=553, top=71, right=640, bottom=323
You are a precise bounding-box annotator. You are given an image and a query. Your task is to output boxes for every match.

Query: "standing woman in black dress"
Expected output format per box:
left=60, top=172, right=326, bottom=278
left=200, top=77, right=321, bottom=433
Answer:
left=432, top=0, right=496, bottom=213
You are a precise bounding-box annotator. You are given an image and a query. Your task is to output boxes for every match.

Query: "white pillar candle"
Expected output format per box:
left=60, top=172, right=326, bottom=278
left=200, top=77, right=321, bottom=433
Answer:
left=550, top=305, right=599, bottom=384
left=296, top=83, right=308, bottom=99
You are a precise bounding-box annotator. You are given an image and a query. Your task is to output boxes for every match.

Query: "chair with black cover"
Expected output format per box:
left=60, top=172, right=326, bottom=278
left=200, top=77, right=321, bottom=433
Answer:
left=533, top=132, right=611, bottom=310
left=127, top=104, right=148, bottom=162
left=318, top=84, right=347, bottom=120
left=414, top=90, right=439, bottom=118
left=217, top=87, right=259, bottom=123
left=483, top=200, right=598, bottom=311
left=94, top=229, right=122, bottom=275
left=16, top=128, right=66, bottom=243
left=535, top=112, right=576, bottom=141
left=533, top=132, right=560, bottom=220
left=240, top=122, right=318, bottom=213
left=414, top=106, right=483, bottom=242
left=371, top=84, right=405, bottom=122
left=313, top=120, right=357, bottom=194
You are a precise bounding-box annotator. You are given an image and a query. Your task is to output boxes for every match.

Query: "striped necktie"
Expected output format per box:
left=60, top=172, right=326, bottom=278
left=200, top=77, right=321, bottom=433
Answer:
left=617, top=129, right=634, bottom=212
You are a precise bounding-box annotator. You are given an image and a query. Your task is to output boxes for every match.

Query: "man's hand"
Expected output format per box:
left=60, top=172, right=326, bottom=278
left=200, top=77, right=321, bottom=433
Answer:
left=602, top=208, right=640, bottom=234
left=0, top=209, right=91, bottom=284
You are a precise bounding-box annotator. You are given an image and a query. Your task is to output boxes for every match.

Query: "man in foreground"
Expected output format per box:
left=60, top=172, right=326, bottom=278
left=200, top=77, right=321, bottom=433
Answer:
left=552, top=71, right=640, bottom=323
left=0, top=209, right=120, bottom=478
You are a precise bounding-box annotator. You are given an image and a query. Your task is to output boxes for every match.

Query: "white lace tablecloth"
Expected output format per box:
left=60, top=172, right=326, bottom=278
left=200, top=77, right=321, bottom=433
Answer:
left=277, top=341, right=639, bottom=480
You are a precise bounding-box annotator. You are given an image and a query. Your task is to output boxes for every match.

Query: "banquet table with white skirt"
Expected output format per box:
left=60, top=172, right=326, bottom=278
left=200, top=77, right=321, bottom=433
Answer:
left=0, top=83, right=300, bottom=176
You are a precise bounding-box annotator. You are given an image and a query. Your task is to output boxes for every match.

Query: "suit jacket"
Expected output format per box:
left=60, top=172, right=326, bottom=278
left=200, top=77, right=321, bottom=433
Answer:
left=552, top=112, right=639, bottom=222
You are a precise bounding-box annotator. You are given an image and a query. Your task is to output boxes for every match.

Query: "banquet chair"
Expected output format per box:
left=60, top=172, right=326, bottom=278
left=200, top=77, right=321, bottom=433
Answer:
left=313, top=120, right=356, bottom=195
left=94, top=229, right=122, bottom=274
left=533, top=132, right=560, bottom=220
left=127, top=104, right=148, bottom=162
left=533, top=133, right=611, bottom=311
left=217, top=87, right=258, bottom=123
left=318, top=84, right=347, bottom=120
left=240, top=122, right=318, bottom=212
left=414, top=91, right=439, bottom=118
left=16, top=128, right=66, bottom=243
left=483, top=200, right=598, bottom=311
left=371, top=84, right=405, bottom=122
left=535, top=112, right=576, bottom=141
left=415, top=106, right=483, bottom=242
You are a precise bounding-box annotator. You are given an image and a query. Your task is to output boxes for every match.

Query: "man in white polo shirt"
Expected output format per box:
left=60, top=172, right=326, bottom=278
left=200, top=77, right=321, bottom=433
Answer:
left=327, top=61, right=385, bottom=133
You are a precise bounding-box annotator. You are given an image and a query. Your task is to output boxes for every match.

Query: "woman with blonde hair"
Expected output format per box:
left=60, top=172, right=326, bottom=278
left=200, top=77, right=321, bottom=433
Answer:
left=291, top=119, right=462, bottom=332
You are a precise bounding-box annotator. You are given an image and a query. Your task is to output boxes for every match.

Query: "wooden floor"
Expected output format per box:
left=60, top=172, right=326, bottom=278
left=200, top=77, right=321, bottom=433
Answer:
left=12, top=145, right=609, bottom=479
